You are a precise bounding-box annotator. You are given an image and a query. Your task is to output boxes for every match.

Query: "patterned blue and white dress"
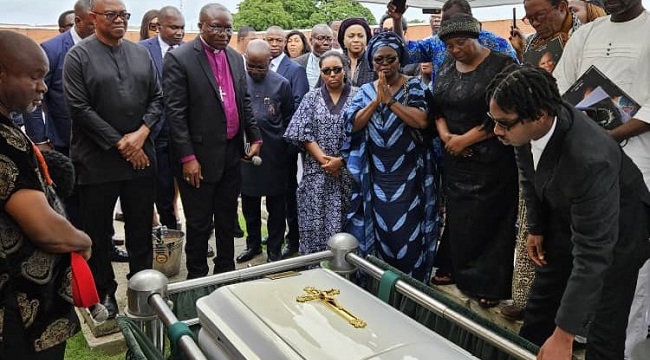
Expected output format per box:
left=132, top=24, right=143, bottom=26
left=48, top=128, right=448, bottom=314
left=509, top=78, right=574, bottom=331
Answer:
left=341, top=77, right=438, bottom=282
left=284, top=84, right=359, bottom=255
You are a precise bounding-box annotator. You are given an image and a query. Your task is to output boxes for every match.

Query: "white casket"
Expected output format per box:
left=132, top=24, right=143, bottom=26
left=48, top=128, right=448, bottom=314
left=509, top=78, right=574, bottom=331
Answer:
left=196, top=268, right=478, bottom=360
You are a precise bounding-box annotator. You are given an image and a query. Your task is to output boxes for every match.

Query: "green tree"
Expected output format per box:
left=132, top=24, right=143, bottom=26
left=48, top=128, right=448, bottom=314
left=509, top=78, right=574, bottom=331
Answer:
left=233, top=0, right=293, bottom=30
left=233, top=0, right=377, bottom=31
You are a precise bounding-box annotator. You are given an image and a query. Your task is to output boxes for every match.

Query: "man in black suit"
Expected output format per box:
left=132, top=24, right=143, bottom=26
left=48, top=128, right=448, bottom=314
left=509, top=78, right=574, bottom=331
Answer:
left=139, top=6, right=185, bottom=231
left=488, top=66, right=650, bottom=360
left=237, top=40, right=294, bottom=263
left=264, top=25, right=309, bottom=258
left=164, top=3, right=261, bottom=279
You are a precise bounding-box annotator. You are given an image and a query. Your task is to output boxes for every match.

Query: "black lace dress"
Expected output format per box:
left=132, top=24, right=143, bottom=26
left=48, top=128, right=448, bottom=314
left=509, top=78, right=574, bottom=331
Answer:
left=432, top=51, right=518, bottom=300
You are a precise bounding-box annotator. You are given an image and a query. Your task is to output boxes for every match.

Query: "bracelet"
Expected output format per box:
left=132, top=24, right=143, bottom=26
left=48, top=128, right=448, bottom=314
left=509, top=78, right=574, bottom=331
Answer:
left=387, top=97, right=397, bottom=107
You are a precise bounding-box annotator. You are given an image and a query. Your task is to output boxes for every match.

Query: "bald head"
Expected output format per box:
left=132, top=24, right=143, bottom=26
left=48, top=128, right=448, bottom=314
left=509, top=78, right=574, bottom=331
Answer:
left=310, top=24, right=333, bottom=56
left=74, top=0, right=95, bottom=39
left=74, top=0, right=91, bottom=13
left=0, top=31, right=49, bottom=114
left=246, top=39, right=270, bottom=58
left=158, top=5, right=183, bottom=22
left=199, top=3, right=231, bottom=22
left=245, top=39, right=271, bottom=81
left=0, top=31, right=48, bottom=75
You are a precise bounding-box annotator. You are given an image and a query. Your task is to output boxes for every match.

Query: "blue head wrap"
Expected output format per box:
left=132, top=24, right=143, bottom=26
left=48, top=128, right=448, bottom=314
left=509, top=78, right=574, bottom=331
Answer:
left=366, top=32, right=408, bottom=68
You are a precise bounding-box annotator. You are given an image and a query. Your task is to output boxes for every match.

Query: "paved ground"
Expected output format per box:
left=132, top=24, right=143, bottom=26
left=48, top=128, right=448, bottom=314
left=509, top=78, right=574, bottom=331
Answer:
left=80, top=198, right=269, bottom=353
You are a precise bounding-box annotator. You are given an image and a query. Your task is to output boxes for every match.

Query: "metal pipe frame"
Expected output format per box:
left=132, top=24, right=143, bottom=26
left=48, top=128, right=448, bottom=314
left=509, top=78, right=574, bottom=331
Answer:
left=138, top=246, right=535, bottom=360
left=167, top=250, right=334, bottom=294
left=345, top=252, right=536, bottom=360
left=149, top=293, right=209, bottom=360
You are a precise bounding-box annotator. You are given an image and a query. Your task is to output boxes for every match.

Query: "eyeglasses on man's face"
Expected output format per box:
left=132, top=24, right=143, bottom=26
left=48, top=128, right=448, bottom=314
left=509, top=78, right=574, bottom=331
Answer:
left=523, top=4, right=558, bottom=25
left=486, top=112, right=523, bottom=131
left=321, top=66, right=343, bottom=75
left=92, top=11, right=131, bottom=22
left=373, top=55, right=398, bottom=65
left=313, top=35, right=333, bottom=43
left=202, top=24, right=234, bottom=35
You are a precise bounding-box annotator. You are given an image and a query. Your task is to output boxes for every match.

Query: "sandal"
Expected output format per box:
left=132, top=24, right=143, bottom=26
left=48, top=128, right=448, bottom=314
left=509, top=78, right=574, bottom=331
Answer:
left=430, top=273, right=455, bottom=285
left=478, top=298, right=500, bottom=309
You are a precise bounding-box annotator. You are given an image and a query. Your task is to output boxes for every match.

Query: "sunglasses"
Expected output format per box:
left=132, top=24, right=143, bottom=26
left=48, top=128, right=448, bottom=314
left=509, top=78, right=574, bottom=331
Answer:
left=486, top=112, right=522, bottom=131
left=148, top=22, right=160, bottom=31
left=321, top=66, right=343, bottom=75
left=373, top=56, right=398, bottom=65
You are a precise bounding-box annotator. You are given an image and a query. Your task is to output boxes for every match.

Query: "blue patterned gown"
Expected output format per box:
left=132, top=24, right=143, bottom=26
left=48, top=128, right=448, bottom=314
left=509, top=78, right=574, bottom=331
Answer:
left=284, top=84, right=359, bottom=255
left=341, top=77, right=438, bottom=282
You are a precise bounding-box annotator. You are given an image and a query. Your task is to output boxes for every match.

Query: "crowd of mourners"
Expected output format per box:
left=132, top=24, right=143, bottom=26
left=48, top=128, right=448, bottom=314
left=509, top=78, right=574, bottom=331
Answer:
left=0, top=0, right=649, bottom=359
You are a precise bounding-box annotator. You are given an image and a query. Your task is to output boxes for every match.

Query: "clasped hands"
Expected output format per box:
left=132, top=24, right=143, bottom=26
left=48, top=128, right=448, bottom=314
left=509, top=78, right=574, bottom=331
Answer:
left=117, top=126, right=150, bottom=170
left=321, top=155, right=344, bottom=177
left=375, top=72, right=394, bottom=106
left=440, top=131, right=473, bottom=157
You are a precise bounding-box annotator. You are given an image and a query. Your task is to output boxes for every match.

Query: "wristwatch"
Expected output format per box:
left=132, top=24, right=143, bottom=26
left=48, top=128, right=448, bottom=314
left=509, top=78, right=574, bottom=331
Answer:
left=387, top=97, right=398, bottom=108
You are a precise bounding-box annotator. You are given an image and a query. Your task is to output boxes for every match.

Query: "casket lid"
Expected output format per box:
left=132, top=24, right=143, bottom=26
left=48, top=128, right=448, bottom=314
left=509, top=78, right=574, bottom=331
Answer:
left=197, top=269, right=477, bottom=360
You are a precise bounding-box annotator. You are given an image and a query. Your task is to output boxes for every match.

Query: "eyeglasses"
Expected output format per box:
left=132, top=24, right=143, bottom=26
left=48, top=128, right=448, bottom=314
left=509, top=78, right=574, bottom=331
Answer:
left=202, top=24, right=233, bottom=35
left=321, top=66, right=343, bottom=75
left=92, top=11, right=131, bottom=22
left=148, top=22, right=160, bottom=31
left=373, top=56, right=398, bottom=65
left=486, top=112, right=522, bottom=131
left=522, top=5, right=558, bottom=25
left=313, top=35, right=333, bottom=42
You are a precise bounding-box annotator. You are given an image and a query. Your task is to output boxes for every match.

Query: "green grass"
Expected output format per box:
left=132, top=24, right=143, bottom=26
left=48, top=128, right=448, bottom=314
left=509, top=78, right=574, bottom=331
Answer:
left=65, top=332, right=124, bottom=360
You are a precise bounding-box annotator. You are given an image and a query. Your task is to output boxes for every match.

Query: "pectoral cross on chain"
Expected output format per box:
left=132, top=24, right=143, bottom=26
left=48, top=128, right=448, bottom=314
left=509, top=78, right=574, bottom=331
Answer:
left=218, top=86, right=226, bottom=102
left=296, top=287, right=367, bottom=328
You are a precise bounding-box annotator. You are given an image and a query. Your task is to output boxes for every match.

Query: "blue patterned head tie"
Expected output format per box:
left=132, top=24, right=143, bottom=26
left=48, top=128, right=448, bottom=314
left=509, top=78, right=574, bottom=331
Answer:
left=366, top=32, right=407, bottom=67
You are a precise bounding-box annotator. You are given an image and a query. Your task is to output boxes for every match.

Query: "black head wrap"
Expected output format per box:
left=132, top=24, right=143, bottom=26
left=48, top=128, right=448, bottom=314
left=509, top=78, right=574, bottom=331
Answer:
left=338, top=18, right=372, bottom=52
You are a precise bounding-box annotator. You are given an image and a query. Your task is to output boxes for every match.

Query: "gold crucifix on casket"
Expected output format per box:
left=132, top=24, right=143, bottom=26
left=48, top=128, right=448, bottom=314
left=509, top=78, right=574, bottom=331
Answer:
left=296, top=287, right=367, bottom=328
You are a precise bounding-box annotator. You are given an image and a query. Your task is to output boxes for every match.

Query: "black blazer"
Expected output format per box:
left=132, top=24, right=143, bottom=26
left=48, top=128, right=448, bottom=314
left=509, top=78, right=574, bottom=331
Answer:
left=163, top=36, right=261, bottom=182
left=517, top=102, right=650, bottom=336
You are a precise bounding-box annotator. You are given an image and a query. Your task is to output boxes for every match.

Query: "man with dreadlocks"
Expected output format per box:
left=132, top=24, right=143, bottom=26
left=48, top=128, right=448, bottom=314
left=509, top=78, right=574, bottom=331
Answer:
left=487, top=64, right=650, bottom=360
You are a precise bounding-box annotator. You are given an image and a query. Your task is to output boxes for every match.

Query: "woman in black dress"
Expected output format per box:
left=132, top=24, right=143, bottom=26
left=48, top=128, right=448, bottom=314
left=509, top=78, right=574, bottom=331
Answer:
left=432, top=14, right=518, bottom=307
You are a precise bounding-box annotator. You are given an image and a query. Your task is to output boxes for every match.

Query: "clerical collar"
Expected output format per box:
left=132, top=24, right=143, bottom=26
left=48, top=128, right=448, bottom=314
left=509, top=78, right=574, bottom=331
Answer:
left=200, top=36, right=222, bottom=54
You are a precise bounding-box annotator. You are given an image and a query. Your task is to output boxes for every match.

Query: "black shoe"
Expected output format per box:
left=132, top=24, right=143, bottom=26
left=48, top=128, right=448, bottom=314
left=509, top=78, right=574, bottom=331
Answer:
left=267, top=252, right=281, bottom=262
left=110, top=247, right=129, bottom=262
left=280, top=246, right=298, bottom=259
left=236, top=247, right=262, bottom=263
left=99, top=293, right=118, bottom=319
left=207, top=244, right=215, bottom=258
left=261, top=236, right=268, bottom=245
